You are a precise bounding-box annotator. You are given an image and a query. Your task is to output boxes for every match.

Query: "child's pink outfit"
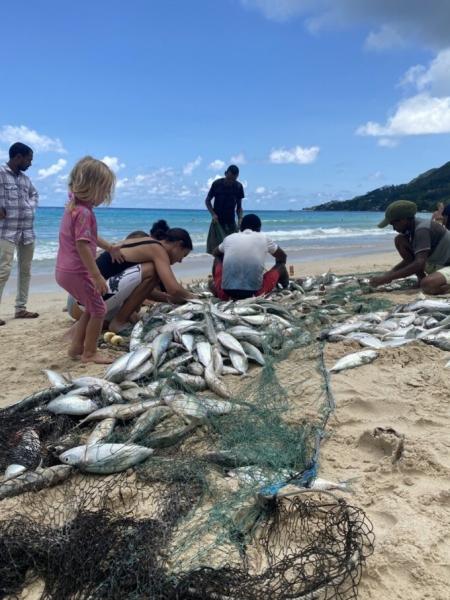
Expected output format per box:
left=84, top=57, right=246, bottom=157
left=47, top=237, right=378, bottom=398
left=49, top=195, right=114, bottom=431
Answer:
left=55, top=198, right=106, bottom=317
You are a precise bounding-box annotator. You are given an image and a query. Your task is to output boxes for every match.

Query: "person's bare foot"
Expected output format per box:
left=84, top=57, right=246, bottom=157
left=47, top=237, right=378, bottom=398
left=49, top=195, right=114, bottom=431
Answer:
left=68, top=344, right=83, bottom=359
left=81, top=352, right=114, bottom=364
left=109, top=318, right=128, bottom=333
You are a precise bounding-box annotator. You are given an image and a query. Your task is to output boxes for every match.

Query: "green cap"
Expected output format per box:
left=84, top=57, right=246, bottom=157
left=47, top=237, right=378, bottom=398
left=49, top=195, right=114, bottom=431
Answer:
left=378, top=200, right=417, bottom=228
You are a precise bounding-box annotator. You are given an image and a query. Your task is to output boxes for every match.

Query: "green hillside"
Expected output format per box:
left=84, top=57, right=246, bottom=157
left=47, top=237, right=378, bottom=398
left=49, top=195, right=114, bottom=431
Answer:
left=310, top=161, right=450, bottom=212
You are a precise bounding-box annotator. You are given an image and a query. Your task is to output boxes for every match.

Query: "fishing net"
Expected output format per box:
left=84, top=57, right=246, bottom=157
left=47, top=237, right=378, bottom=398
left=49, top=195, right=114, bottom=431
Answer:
left=0, top=277, right=376, bottom=599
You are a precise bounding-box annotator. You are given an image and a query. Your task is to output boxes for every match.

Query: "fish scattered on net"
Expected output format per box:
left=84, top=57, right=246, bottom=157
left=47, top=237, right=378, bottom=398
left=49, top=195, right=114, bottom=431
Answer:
left=0, top=273, right=380, bottom=599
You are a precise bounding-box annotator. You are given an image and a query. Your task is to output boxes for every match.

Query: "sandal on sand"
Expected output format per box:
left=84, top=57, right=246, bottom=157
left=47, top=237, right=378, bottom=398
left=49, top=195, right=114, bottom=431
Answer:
left=15, top=310, right=39, bottom=319
left=0, top=319, right=5, bottom=326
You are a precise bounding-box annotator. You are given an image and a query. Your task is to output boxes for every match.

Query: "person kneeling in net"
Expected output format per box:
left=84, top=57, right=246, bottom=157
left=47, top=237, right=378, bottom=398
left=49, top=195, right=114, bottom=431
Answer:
left=210, top=213, right=289, bottom=300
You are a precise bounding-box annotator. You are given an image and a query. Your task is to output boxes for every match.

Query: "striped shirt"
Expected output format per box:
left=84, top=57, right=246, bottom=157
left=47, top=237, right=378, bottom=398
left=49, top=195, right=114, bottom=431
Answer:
left=0, top=164, right=39, bottom=244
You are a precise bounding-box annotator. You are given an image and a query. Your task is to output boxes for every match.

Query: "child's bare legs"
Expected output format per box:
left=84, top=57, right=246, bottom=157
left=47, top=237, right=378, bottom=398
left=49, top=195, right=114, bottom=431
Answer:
left=68, top=311, right=90, bottom=358
left=82, top=315, right=113, bottom=364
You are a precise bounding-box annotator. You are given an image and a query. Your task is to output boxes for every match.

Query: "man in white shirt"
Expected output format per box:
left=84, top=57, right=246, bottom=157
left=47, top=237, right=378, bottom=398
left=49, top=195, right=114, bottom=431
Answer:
left=211, top=213, right=288, bottom=300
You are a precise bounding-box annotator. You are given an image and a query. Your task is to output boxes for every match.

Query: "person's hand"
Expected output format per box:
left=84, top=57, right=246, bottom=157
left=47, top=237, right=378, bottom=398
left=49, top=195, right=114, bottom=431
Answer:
left=92, top=273, right=108, bottom=295
left=0, top=208, right=6, bottom=219
left=109, top=244, right=125, bottom=263
left=369, top=275, right=391, bottom=288
left=212, top=213, right=219, bottom=223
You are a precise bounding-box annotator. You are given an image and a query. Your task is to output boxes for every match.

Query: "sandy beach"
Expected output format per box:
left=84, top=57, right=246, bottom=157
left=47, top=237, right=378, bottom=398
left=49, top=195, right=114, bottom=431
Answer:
left=1, top=249, right=449, bottom=600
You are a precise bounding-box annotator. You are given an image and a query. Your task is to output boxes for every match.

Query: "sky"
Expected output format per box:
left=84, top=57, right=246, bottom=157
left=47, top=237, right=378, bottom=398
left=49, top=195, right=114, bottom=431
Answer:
left=1, top=0, right=450, bottom=210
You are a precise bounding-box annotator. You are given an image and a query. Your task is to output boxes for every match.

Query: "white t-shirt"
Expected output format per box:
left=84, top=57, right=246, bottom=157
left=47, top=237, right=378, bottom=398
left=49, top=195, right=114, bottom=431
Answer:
left=218, top=229, right=278, bottom=291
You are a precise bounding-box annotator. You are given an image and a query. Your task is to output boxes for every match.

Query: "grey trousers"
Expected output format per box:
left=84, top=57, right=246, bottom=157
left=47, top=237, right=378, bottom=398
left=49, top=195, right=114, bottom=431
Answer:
left=0, top=239, right=35, bottom=310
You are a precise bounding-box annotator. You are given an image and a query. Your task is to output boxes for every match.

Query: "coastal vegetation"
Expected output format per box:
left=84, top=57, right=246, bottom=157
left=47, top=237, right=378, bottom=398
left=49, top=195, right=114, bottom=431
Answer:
left=310, top=161, right=450, bottom=212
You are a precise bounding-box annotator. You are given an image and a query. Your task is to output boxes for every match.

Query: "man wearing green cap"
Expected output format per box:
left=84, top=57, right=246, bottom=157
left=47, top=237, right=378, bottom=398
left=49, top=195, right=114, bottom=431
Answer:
left=370, top=200, right=450, bottom=294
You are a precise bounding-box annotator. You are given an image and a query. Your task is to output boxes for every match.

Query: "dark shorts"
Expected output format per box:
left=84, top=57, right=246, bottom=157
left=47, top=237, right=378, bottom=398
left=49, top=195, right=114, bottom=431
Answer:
left=213, top=261, right=280, bottom=301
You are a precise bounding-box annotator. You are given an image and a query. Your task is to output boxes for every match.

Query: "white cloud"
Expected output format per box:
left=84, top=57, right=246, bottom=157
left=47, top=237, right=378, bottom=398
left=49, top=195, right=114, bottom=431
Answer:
left=37, top=158, right=68, bottom=180
left=0, top=125, right=66, bottom=153
left=357, top=94, right=450, bottom=138
left=183, top=156, right=202, bottom=175
left=400, top=49, right=450, bottom=96
left=364, top=25, right=405, bottom=51
left=208, top=159, right=225, bottom=170
left=230, top=153, right=247, bottom=165
left=255, top=186, right=266, bottom=194
left=0, top=148, right=7, bottom=161
left=116, top=177, right=129, bottom=189
left=101, top=156, right=125, bottom=173
left=241, top=1, right=450, bottom=49
left=378, top=138, right=398, bottom=148
left=269, top=145, right=320, bottom=164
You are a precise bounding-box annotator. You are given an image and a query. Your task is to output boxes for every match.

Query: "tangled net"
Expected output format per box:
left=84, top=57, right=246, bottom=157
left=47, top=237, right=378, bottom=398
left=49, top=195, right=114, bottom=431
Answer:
left=0, top=471, right=374, bottom=599
left=0, top=278, right=379, bottom=599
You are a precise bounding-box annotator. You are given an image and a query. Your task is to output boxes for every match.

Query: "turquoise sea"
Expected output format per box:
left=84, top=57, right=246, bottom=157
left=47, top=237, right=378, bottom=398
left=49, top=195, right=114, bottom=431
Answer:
left=33, top=207, right=397, bottom=273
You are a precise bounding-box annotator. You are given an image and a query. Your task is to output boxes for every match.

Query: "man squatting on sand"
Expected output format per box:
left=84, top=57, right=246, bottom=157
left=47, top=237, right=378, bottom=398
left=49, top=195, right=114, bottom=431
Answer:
left=0, top=142, right=40, bottom=326
left=211, top=213, right=289, bottom=300
left=370, top=200, right=450, bottom=295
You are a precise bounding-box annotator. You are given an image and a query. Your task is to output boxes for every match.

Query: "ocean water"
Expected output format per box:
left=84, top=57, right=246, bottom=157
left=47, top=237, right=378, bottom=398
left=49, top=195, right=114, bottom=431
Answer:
left=33, top=207, right=395, bottom=274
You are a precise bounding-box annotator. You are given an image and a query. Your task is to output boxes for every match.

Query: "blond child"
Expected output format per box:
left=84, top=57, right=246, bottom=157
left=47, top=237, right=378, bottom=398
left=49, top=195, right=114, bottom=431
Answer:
left=55, top=156, right=122, bottom=363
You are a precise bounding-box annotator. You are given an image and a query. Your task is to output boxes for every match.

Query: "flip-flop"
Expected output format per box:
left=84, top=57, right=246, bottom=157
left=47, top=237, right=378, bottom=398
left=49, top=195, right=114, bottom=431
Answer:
left=15, top=310, right=39, bottom=319
left=0, top=319, right=5, bottom=326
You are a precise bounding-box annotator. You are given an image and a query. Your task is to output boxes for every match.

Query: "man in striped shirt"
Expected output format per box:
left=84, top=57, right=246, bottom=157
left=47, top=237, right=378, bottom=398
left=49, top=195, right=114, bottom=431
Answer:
left=0, top=142, right=39, bottom=325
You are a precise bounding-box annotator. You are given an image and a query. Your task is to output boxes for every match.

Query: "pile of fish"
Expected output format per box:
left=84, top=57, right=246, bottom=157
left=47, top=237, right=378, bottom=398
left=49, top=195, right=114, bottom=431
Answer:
left=1, top=272, right=423, bottom=499
left=0, top=296, right=305, bottom=498
left=325, top=296, right=450, bottom=374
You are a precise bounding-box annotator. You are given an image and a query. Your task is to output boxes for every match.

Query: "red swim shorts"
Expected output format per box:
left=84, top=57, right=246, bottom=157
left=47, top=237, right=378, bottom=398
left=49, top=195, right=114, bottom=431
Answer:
left=213, top=262, right=280, bottom=301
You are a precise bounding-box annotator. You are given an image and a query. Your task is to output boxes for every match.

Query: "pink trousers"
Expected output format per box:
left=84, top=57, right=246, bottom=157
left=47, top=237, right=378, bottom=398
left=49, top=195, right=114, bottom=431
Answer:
left=55, top=269, right=106, bottom=318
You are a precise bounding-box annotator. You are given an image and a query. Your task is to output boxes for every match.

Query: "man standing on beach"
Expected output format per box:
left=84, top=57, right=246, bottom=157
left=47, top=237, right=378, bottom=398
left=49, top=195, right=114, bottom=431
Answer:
left=205, top=164, right=244, bottom=254
left=370, top=200, right=450, bottom=295
left=0, top=142, right=39, bottom=325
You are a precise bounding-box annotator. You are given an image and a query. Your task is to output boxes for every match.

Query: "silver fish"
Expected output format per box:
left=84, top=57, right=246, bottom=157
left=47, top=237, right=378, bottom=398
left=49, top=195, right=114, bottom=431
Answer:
left=0, top=465, right=73, bottom=501
left=125, top=347, right=153, bottom=373
left=151, top=331, right=173, bottom=366
left=229, top=350, right=248, bottom=374
left=217, top=331, right=246, bottom=356
left=308, top=477, right=355, bottom=492
left=87, top=418, right=117, bottom=446
left=80, top=399, right=160, bottom=423
left=174, top=373, right=207, bottom=391
left=329, top=350, right=378, bottom=373
left=3, top=464, right=27, bottom=482
left=72, top=377, right=122, bottom=404
left=241, top=341, right=265, bottom=366
left=126, top=359, right=155, bottom=381
left=146, top=422, right=198, bottom=448
left=180, top=333, right=195, bottom=352
left=59, top=443, right=153, bottom=474
left=104, top=352, right=133, bottom=383
left=195, top=340, right=212, bottom=368
left=187, top=362, right=204, bottom=376
left=204, top=361, right=231, bottom=398
left=43, top=369, right=71, bottom=390
left=129, top=319, right=144, bottom=351
left=47, top=395, right=99, bottom=416
left=127, top=406, right=172, bottom=442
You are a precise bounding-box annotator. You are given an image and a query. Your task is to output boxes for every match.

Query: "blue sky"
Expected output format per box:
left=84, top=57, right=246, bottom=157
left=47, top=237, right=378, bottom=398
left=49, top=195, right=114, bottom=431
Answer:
left=1, top=0, right=450, bottom=209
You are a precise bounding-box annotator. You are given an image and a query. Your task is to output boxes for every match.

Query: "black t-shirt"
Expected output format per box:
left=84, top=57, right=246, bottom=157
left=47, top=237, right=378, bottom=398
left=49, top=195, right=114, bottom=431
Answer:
left=443, top=204, right=450, bottom=230
left=207, top=178, right=244, bottom=225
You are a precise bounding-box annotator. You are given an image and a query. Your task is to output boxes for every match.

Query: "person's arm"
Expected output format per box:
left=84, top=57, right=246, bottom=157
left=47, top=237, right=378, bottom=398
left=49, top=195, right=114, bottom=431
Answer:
left=236, top=184, right=244, bottom=226
left=273, top=246, right=287, bottom=264
left=212, top=246, right=224, bottom=258
left=205, top=183, right=218, bottom=222
left=0, top=176, right=6, bottom=219
left=76, top=240, right=108, bottom=295
left=152, top=247, right=194, bottom=302
left=29, top=181, right=39, bottom=208
left=97, top=235, right=124, bottom=263
left=369, top=250, right=429, bottom=287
